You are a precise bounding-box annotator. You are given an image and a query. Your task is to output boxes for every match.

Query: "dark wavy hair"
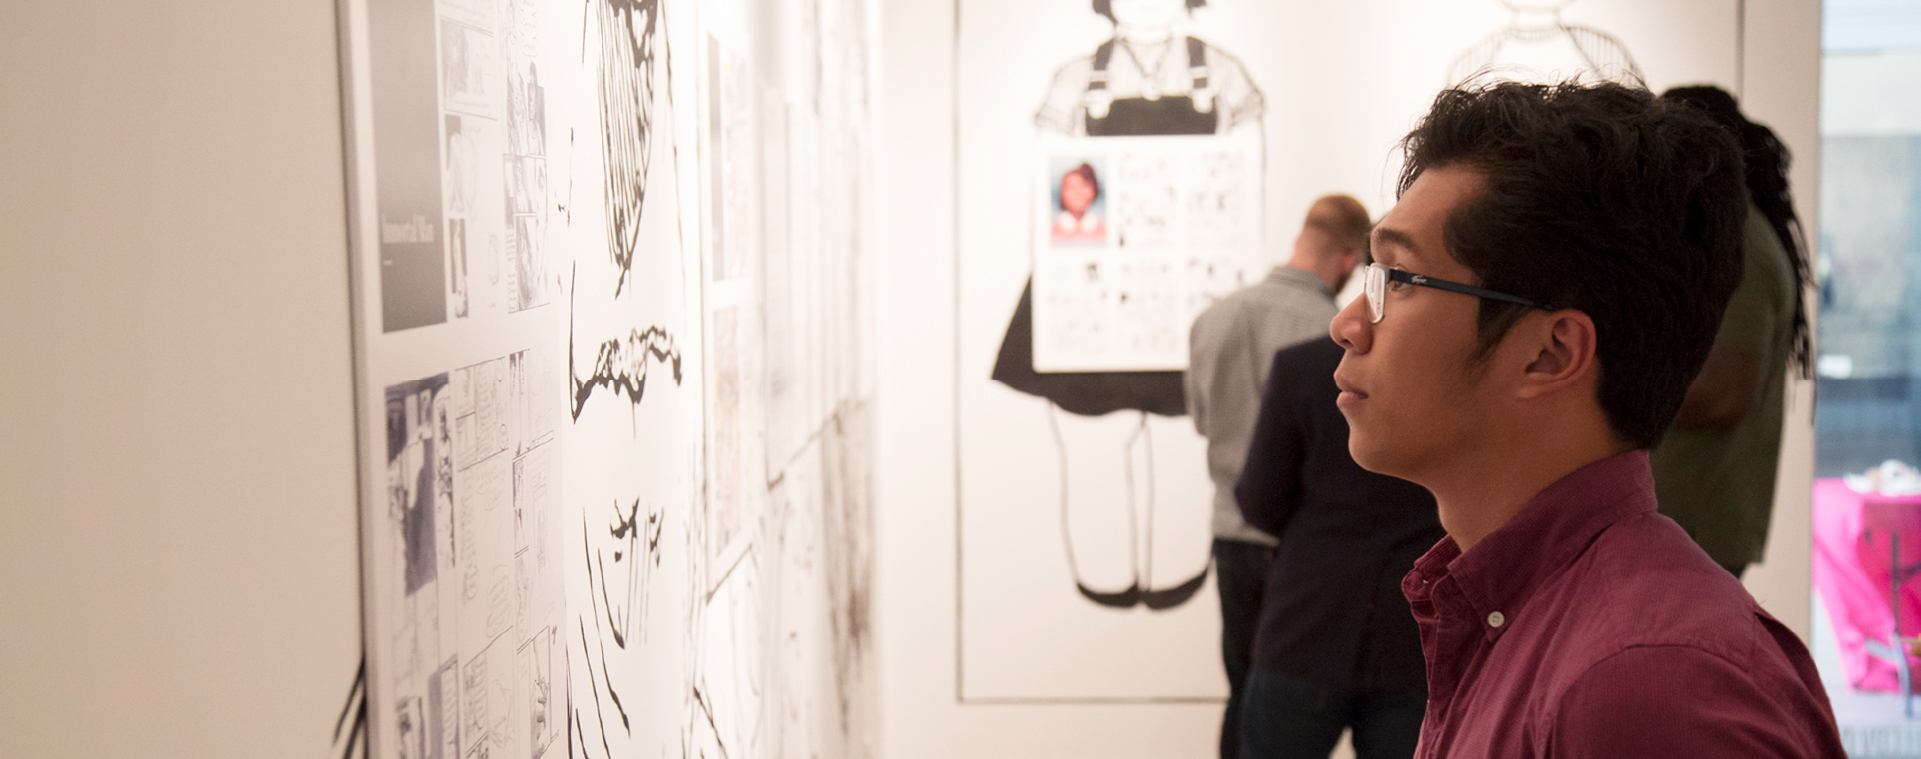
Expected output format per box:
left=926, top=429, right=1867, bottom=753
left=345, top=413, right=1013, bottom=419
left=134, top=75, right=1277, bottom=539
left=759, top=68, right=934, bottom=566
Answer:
left=1059, top=163, right=1102, bottom=210
left=1092, top=0, right=1205, bottom=21
left=1398, top=81, right=1749, bottom=449
left=1660, top=84, right=1812, bottom=377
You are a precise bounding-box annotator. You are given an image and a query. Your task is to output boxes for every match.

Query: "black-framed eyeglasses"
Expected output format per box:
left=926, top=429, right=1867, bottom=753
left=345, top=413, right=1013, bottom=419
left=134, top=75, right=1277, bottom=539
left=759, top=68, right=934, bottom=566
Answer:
left=1362, top=262, right=1539, bottom=324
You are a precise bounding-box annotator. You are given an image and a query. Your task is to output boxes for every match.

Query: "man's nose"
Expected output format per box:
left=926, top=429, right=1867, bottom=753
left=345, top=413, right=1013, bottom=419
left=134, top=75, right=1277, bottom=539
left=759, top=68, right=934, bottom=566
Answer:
left=1330, top=293, right=1371, bottom=353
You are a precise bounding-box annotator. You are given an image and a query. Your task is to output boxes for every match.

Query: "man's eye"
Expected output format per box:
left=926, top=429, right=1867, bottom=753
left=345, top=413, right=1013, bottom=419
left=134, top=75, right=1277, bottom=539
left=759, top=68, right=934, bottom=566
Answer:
left=1386, top=280, right=1408, bottom=292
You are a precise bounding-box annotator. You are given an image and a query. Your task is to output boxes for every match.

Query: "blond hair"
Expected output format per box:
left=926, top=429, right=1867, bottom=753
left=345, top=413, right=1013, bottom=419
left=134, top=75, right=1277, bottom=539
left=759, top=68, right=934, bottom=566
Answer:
left=1302, top=194, right=1370, bottom=254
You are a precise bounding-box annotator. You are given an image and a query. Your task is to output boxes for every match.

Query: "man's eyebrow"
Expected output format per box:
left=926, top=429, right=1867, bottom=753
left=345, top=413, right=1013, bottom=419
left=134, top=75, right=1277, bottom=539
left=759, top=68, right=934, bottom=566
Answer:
left=1371, top=227, right=1421, bottom=263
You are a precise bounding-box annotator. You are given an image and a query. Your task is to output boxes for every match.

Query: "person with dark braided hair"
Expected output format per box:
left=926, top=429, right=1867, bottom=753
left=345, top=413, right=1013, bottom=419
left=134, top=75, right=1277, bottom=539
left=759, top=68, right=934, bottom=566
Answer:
left=1650, top=85, right=1812, bottom=579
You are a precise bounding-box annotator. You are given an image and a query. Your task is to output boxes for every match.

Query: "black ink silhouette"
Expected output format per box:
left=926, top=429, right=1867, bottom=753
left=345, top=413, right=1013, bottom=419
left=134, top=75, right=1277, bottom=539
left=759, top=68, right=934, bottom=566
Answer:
left=574, top=498, right=666, bottom=759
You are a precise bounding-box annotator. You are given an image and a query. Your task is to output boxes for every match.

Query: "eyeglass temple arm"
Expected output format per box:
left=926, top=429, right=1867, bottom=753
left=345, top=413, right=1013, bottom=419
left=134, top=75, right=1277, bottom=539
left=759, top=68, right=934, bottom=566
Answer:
left=1392, top=270, right=1538, bottom=308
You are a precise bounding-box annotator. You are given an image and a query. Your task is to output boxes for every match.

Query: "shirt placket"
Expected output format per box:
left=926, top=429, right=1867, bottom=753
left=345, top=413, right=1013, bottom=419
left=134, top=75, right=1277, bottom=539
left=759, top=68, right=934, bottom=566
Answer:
left=1420, top=577, right=1490, bottom=758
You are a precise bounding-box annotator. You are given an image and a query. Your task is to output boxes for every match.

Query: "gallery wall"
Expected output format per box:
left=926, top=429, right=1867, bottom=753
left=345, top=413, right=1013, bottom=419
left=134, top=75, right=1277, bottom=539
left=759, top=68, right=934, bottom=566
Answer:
left=3, top=0, right=882, bottom=757
left=0, top=0, right=1822, bottom=757
left=875, top=0, right=1823, bottom=756
left=341, top=0, right=883, bottom=756
left=0, top=1, right=365, bottom=756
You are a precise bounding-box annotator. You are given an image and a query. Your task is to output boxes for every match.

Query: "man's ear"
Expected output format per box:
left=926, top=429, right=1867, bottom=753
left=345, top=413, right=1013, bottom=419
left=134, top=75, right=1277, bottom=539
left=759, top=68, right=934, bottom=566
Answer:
left=1516, top=309, right=1598, bottom=399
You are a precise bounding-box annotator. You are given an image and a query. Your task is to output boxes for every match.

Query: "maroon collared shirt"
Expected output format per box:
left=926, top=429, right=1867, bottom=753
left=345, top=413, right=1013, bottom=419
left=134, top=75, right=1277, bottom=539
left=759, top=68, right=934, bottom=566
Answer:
left=1404, top=451, right=1846, bottom=758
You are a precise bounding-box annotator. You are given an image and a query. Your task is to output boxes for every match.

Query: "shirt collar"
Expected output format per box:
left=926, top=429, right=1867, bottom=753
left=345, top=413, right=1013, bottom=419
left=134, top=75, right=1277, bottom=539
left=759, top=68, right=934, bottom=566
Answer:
left=1266, top=265, right=1332, bottom=298
left=1405, top=450, right=1657, bottom=638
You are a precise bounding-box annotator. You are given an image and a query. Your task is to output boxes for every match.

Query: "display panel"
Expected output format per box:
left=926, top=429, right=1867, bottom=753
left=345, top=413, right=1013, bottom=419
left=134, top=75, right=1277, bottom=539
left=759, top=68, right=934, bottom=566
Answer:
left=337, top=0, right=879, bottom=755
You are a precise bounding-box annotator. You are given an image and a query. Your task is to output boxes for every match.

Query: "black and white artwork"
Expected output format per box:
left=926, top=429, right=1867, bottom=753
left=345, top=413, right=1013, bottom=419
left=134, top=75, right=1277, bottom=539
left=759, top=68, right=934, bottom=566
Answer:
left=566, top=0, right=684, bottom=429
left=444, top=114, right=483, bottom=320
left=345, top=0, right=878, bottom=755
left=503, top=0, right=551, bottom=314
left=1447, top=0, right=1643, bottom=85
left=442, top=19, right=499, bottom=118
left=987, top=0, right=1260, bottom=618
left=364, top=348, right=563, bottom=759
left=958, top=0, right=1242, bottom=704
left=1029, top=135, right=1261, bottom=374
left=596, top=0, right=661, bottom=296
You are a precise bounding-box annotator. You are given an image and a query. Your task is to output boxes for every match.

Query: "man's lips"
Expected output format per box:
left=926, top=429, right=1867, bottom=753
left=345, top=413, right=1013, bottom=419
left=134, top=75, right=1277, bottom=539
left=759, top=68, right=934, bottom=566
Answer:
left=1334, top=374, right=1368, bottom=405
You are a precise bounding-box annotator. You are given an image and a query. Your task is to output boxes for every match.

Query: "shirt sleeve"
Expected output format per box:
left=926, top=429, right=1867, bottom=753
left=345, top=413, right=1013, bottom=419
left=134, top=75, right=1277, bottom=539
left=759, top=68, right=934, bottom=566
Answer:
left=1200, top=44, right=1264, bottom=131
left=1186, top=314, right=1210, bottom=435
left=1550, top=646, right=1832, bottom=759
left=1035, top=57, right=1094, bottom=135
left=1196, top=302, right=1259, bottom=466
left=1235, top=348, right=1306, bottom=539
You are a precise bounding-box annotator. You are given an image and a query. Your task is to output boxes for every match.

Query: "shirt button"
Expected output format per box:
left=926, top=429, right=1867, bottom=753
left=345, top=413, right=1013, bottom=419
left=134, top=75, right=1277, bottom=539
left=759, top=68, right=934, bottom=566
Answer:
left=1487, top=611, right=1506, bottom=628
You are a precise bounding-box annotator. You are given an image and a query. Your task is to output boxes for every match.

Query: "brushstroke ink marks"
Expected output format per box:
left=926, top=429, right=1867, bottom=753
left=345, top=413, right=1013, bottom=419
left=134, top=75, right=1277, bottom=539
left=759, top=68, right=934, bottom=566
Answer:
left=333, top=658, right=368, bottom=759
left=567, top=268, right=684, bottom=421
left=569, top=323, right=683, bottom=421
left=572, top=497, right=667, bottom=759
left=595, top=0, right=662, bottom=294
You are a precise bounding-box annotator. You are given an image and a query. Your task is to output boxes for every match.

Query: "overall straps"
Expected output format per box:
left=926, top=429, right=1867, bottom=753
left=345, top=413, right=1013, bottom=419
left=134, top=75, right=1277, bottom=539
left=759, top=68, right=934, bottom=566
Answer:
left=1089, top=39, right=1116, bottom=94
left=1089, top=38, right=1204, bottom=94
left=1186, top=36, right=1209, bottom=91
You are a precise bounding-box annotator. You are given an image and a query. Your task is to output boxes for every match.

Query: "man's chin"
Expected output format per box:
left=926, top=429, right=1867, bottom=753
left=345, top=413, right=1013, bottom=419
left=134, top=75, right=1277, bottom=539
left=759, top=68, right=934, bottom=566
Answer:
left=1347, top=434, right=1399, bottom=477
left=1347, top=436, right=1377, bottom=472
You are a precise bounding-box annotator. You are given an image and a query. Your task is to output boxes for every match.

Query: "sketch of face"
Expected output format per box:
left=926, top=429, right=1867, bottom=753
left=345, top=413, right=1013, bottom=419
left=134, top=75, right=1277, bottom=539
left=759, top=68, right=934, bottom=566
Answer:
left=1109, top=0, right=1186, bottom=35
left=1060, top=172, right=1097, bottom=217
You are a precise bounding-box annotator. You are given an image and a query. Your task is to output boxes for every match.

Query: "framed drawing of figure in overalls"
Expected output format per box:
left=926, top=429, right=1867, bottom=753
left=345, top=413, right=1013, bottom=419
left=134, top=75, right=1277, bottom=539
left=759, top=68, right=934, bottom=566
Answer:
left=991, top=0, right=1264, bottom=610
left=1447, top=0, right=1643, bottom=86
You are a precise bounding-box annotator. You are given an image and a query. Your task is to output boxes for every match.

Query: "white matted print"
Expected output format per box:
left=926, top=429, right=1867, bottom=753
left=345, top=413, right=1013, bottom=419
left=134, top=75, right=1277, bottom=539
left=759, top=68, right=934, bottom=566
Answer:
left=1030, top=133, right=1261, bottom=373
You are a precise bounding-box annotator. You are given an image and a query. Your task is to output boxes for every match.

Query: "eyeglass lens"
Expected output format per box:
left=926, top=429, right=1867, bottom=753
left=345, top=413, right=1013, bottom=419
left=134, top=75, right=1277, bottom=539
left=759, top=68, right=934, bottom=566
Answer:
left=1365, top=263, right=1386, bottom=324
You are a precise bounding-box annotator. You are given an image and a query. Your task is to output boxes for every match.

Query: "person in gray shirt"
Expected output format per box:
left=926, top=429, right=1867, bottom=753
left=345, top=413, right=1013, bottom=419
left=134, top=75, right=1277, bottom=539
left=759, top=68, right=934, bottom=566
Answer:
left=1186, top=194, right=1370, bottom=759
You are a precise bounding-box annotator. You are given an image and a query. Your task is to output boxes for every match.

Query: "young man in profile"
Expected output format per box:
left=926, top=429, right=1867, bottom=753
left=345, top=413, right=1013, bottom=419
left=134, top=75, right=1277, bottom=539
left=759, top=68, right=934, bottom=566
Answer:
left=1328, top=81, right=1846, bottom=757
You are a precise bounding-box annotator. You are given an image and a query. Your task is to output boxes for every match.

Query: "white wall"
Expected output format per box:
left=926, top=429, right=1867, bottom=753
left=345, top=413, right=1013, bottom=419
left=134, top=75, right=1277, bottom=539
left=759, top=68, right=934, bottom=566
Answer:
left=0, top=1, right=363, bottom=757
left=1738, top=0, right=1823, bottom=644
left=875, top=1, right=1825, bottom=757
